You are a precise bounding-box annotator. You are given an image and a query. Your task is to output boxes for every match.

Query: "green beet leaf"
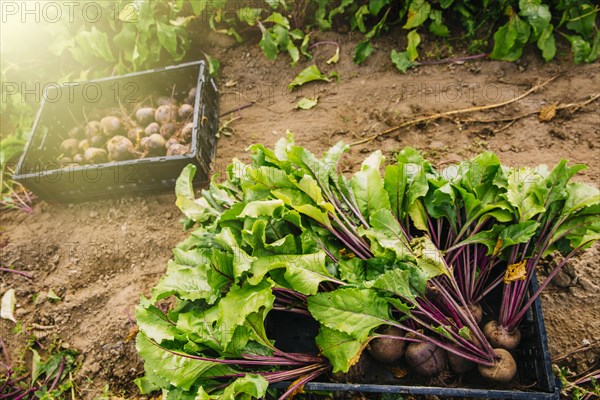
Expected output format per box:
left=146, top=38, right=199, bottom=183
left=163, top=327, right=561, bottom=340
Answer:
left=136, top=332, right=237, bottom=391
left=351, top=151, right=390, bottom=219
left=315, top=326, right=365, bottom=373
left=196, top=374, right=269, bottom=400
left=217, top=280, right=275, bottom=347
left=308, top=288, right=390, bottom=341
left=136, top=304, right=181, bottom=344
left=149, top=260, right=219, bottom=304
left=288, top=65, right=331, bottom=90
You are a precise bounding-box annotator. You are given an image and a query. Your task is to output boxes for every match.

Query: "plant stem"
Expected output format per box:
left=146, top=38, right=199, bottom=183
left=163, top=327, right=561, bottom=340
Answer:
left=0, top=267, right=33, bottom=279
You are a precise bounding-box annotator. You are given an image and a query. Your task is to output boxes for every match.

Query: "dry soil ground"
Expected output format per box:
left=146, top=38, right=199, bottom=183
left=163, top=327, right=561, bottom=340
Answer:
left=1, top=31, right=599, bottom=399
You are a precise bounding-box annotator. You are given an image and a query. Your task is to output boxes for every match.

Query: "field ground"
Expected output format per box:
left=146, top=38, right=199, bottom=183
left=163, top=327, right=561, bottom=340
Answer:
left=1, top=31, right=599, bottom=399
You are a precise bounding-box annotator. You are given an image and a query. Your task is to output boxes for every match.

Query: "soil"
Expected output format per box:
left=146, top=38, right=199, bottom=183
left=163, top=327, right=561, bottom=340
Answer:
left=1, top=30, right=599, bottom=399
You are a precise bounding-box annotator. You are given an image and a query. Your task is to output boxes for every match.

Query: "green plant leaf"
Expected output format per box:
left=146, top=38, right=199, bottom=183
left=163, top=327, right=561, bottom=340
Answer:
left=366, top=267, right=417, bottom=303
left=362, top=209, right=413, bottom=261
left=428, top=9, right=449, bottom=37
left=296, top=97, right=318, bottom=110
left=258, top=23, right=279, bottom=61
left=175, top=165, right=221, bottom=223
left=490, top=13, right=531, bottom=61
left=519, top=0, right=551, bottom=39
left=583, top=31, right=600, bottom=63
left=149, top=260, right=221, bottom=304
left=564, top=182, right=600, bottom=216
left=190, top=0, right=208, bottom=16
left=220, top=374, right=269, bottom=400
left=327, top=46, right=340, bottom=64
left=566, top=3, right=596, bottom=38
left=316, top=326, right=365, bottom=373
left=248, top=252, right=331, bottom=295
left=369, top=0, right=390, bottom=16
left=136, top=332, right=236, bottom=391
left=308, top=288, right=389, bottom=341
left=351, top=151, right=390, bottom=218
left=239, top=200, right=285, bottom=218
left=504, top=167, right=547, bottom=221
left=205, top=54, right=221, bottom=77
left=354, top=5, right=370, bottom=33
left=272, top=188, right=333, bottom=229
left=136, top=304, right=180, bottom=343
left=237, top=8, right=263, bottom=26
left=300, top=33, right=312, bottom=60
left=288, top=65, right=330, bottom=90
left=403, top=0, right=431, bottom=29
left=411, top=236, right=449, bottom=278
left=73, top=27, right=115, bottom=62
left=498, top=221, right=540, bottom=252
left=390, top=50, right=415, bottom=73
left=566, top=34, right=592, bottom=64
left=0, top=136, right=25, bottom=168
left=406, top=29, right=421, bottom=61
left=353, top=40, right=373, bottom=64
left=217, top=280, right=275, bottom=347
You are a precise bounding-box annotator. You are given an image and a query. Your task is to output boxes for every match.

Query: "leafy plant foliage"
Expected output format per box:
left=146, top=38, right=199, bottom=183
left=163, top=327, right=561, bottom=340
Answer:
left=135, top=135, right=599, bottom=397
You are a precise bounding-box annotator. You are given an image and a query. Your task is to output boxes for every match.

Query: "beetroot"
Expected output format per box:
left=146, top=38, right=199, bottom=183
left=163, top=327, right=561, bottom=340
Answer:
left=464, top=303, right=483, bottom=324
left=478, top=348, right=517, bottom=383
left=60, top=138, right=80, bottom=157
left=135, top=107, right=156, bottom=126
left=167, top=143, right=189, bottom=156
left=145, top=122, right=160, bottom=137
left=331, top=353, right=370, bottom=383
left=85, top=120, right=101, bottom=137
left=181, top=122, right=194, bottom=142
left=128, top=127, right=145, bottom=142
left=90, top=135, right=105, bottom=148
left=447, top=350, right=476, bottom=374
left=100, top=116, right=124, bottom=136
left=178, top=104, right=194, bottom=121
left=155, top=104, right=176, bottom=124
left=142, top=134, right=166, bottom=156
left=404, top=341, right=447, bottom=377
left=78, top=139, right=90, bottom=152
left=483, top=321, right=521, bottom=351
left=160, top=122, right=177, bottom=139
left=84, top=147, right=107, bottom=163
left=367, top=326, right=406, bottom=363
left=107, top=135, right=135, bottom=161
left=187, top=87, right=196, bottom=104
left=165, top=137, right=180, bottom=149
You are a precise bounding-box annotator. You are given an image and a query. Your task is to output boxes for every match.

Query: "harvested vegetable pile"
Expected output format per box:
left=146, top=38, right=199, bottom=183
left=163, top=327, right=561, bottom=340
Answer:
left=56, top=87, right=197, bottom=166
left=135, top=134, right=599, bottom=398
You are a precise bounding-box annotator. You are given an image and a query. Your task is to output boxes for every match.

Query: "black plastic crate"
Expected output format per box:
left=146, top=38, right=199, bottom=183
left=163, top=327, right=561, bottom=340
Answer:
left=267, top=275, right=560, bottom=399
left=13, top=61, right=218, bottom=202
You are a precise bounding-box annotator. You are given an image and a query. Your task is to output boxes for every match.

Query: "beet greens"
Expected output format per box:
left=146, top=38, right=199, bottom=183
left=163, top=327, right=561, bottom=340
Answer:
left=135, top=135, right=599, bottom=398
